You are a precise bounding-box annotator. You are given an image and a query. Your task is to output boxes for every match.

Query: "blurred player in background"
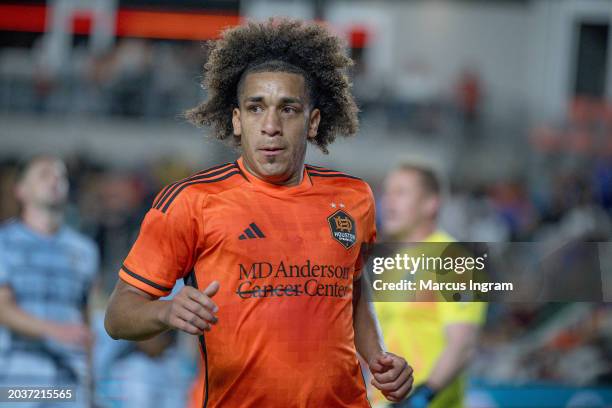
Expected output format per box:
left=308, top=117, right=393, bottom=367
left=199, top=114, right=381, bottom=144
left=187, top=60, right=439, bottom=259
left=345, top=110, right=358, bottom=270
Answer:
left=105, top=19, right=413, bottom=407
left=372, top=163, right=486, bottom=408
left=0, top=155, right=99, bottom=407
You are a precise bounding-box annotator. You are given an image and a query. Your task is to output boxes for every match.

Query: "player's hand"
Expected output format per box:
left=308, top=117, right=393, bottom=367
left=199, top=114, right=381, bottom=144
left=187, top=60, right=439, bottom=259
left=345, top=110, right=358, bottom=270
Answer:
left=158, top=281, right=220, bottom=335
left=369, top=351, right=413, bottom=403
left=46, top=322, right=93, bottom=347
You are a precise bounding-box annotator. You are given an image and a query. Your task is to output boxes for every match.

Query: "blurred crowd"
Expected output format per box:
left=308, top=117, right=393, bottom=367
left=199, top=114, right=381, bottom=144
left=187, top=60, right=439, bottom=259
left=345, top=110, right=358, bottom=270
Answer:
left=439, top=97, right=612, bottom=390
left=1, top=38, right=206, bottom=118
left=475, top=303, right=612, bottom=387
left=1, top=36, right=484, bottom=133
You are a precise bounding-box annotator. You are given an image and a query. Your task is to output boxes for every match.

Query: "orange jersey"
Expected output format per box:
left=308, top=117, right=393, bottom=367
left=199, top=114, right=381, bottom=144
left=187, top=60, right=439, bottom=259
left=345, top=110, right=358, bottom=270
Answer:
left=119, top=157, right=376, bottom=408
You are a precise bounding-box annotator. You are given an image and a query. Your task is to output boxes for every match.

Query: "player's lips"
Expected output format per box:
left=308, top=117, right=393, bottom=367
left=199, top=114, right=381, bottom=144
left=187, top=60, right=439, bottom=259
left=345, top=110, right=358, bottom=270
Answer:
left=259, top=147, right=285, bottom=156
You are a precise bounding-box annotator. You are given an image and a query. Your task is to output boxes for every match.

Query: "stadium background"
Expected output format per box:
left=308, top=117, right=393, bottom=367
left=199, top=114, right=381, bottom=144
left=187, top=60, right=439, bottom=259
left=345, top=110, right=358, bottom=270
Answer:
left=0, top=0, right=611, bottom=406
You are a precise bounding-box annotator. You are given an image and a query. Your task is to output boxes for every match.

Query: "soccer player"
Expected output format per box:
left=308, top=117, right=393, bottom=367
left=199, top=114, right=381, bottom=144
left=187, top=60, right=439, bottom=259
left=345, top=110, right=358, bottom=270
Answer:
left=372, top=163, right=486, bottom=408
left=0, top=156, right=99, bottom=407
left=104, top=19, right=413, bottom=407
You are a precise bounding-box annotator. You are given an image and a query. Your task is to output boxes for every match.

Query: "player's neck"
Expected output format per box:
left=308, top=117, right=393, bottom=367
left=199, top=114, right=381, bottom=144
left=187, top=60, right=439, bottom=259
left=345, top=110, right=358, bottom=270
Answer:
left=272, top=165, right=304, bottom=187
left=20, top=206, right=64, bottom=236
left=241, top=159, right=304, bottom=187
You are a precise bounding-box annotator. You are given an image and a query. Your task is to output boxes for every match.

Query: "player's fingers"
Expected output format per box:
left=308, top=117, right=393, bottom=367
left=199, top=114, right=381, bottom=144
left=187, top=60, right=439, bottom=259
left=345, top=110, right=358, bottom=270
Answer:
left=370, top=377, right=382, bottom=390
left=370, top=373, right=396, bottom=390
left=369, top=361, right=383, bottom=373
left=373, top=365, right=411, bottom=391
left=175, top=308, right=210, bottom=332
left=378, top=353, right=394, bottom=365
left=383, top=375, right=414, bottom=401
left=186, top=287, right=219, bottom=313
left=203, top=281, right=220, bottom=298
left=179, top=298, right=218, bottom=324
left=372, top=368, right=397, bottom=384
left=370, top=375, right=400, bottom=392
left=383, top=393, right=400, bottom=403
left=370, top=353, right=394, bottom=374
left=373, top=359, right=408, bottom=383
left=168, top=315, right=203, bottom=335
left=369, top=356, right=390, bottom=373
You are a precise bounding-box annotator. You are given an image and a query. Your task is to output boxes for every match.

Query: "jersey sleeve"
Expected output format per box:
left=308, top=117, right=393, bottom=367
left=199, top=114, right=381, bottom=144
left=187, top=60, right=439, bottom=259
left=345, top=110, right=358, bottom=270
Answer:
left=355, top=184, right=377, bottom=280
left=119, top=192, right=200, bottom=297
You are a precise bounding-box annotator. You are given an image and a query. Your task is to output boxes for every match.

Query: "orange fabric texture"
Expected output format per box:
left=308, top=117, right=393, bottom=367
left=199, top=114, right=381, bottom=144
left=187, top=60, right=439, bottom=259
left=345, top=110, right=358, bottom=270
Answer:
left=120, top=157, right=376, bottom=407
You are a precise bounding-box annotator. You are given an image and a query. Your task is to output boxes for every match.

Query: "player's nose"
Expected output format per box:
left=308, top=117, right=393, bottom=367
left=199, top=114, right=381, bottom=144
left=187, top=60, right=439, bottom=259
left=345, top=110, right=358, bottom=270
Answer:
left=261, top=109, right=281, bottom=136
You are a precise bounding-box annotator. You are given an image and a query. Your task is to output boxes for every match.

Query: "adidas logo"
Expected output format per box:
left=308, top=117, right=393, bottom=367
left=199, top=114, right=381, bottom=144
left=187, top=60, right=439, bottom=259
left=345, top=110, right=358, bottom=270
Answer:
left=238, top=223, right=266, bottom=240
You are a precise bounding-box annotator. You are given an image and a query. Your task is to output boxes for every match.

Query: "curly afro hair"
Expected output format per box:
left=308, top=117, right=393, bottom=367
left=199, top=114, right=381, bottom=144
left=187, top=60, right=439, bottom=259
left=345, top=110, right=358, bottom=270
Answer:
left=185, top=19, right=359, bottom=154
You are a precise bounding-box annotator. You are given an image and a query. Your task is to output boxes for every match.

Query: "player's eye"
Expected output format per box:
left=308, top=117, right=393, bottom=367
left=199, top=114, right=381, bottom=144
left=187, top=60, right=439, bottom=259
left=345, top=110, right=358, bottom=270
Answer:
left=281, top=106, right=298, bottom=114
left=247, top=105, right=263, bottom=113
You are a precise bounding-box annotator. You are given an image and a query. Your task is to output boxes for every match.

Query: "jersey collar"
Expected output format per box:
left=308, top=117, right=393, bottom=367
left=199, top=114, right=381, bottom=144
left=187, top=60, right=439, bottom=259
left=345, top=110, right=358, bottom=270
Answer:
left=237, top=156, right=313, bottom=195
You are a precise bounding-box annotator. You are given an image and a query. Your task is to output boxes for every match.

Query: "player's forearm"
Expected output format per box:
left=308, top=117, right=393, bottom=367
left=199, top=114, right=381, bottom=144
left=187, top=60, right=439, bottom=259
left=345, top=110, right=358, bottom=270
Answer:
left=426, top=327, right=478, bottom=391
left=0, top=301, right=54, bottom=339
left=104, top=286, right=169, bottom=341
left=352, top=279, right=385, bottom=362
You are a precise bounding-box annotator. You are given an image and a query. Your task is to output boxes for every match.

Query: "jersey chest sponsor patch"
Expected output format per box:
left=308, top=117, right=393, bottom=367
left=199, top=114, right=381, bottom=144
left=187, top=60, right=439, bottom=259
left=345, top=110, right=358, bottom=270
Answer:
left=327, top=210, right=357, bottom=249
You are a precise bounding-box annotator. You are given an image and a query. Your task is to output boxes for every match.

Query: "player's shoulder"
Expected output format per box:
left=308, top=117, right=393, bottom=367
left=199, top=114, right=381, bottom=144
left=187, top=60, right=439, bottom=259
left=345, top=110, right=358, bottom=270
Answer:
left=0, top=218, right=16, bottom=232
left=151, top=161, right=245, bottom=214
left=0, top=219, right=34, bottom=242
left=425, top=230, right=456, bottom=243
left=305, top=164, right=373, bottom=195
left=0, top=218, right=19, bottom=241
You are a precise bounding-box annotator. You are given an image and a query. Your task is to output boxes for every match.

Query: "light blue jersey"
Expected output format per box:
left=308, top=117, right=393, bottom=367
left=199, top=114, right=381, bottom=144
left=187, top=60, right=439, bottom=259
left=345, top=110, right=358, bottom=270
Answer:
left=0, top=219, right=98, bottom=407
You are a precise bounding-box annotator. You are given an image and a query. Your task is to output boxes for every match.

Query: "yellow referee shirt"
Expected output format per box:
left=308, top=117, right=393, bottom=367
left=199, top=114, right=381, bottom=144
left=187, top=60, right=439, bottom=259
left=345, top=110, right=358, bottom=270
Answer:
left=370, top=231, right=486, bottom=408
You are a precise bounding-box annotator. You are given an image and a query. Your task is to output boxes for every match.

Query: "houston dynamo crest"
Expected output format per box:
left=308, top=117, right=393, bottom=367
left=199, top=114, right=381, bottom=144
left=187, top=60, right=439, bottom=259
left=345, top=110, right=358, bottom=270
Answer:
left=327, top=210, right=357, bottom=249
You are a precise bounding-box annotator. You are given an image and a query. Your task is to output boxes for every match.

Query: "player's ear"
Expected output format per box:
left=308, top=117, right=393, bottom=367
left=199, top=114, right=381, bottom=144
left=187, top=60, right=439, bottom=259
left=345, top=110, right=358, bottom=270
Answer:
left=232, top=107, right=242, bottom=137
left=307, top=108, right=320, bottom=140
left=425, top=194, right=440, bottom=219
